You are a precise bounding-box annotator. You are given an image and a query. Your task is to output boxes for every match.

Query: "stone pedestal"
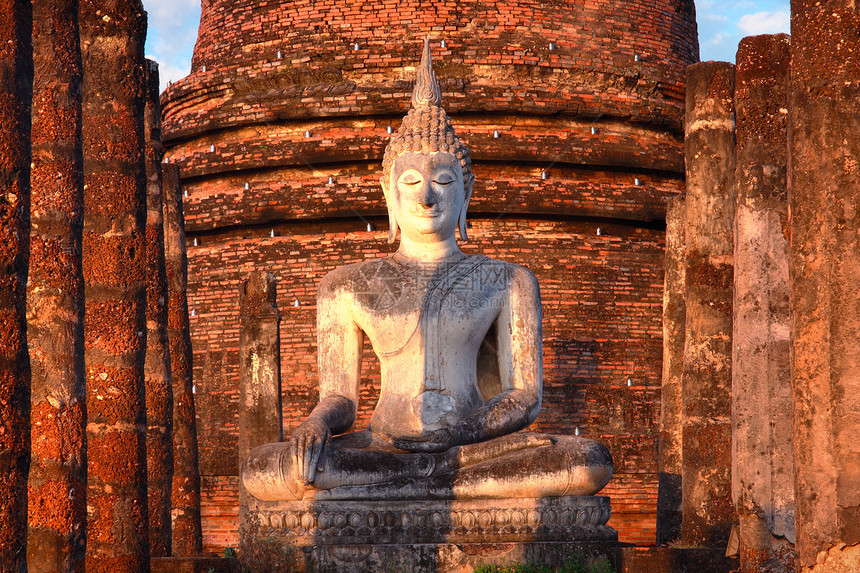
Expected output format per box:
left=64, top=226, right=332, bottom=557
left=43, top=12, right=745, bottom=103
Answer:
left=242, top=496, right=616, bottom=572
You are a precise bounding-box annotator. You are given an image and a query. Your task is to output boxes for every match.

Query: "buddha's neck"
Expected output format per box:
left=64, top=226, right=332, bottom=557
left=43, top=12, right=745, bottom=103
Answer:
left=396, top=235, right=462, bottom=263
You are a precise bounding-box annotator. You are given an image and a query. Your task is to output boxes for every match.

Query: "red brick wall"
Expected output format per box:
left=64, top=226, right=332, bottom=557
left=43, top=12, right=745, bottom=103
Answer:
left=161, top=0, right=698, bottom=552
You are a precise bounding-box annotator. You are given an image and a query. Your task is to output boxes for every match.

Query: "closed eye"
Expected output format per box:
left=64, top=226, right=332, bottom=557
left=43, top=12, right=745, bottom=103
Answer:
left=433, top=177, right=455, bottom=185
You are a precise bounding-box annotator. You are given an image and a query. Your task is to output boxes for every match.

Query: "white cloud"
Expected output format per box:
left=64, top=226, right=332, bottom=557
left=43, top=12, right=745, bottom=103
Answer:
left=704, top=33, right=728, bottom=47
left=737, top=10, right=790, bottom=35
left=142, top=0, right=200, bottom=93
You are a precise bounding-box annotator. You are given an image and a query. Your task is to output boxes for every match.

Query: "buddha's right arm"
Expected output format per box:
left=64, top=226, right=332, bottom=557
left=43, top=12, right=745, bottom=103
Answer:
left=290, top=274, right=364, bottom=484
left=315, top=273, right=364, bottom=434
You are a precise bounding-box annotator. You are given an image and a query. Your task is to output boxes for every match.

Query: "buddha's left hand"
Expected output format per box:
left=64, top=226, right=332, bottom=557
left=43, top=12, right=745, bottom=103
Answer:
left=391, top=426, right=464, bottom=453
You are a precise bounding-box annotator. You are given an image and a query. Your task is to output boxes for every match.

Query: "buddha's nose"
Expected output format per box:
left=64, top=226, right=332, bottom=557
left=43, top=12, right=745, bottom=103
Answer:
left=419, top=182, right=435, bottom=207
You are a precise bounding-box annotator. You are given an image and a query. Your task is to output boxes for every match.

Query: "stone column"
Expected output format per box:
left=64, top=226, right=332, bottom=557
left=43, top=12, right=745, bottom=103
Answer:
left=144, top=59, right=174, bottom=558
left=163, top=164, right=203, bottom=556
left=789, top=1, right=860, bottom=570
left=79, top=1, right=150, bottom=571
left=0, top=2, right=32, bottom=572
left=656, top=196, right=685, bottom=546
left=238, top=272, right=282, bottom=549
left=681, top=61, right=737, bottom=548
left=26, top=1, right=86, bottom=571
left=732, top=35, right=794, bottom=573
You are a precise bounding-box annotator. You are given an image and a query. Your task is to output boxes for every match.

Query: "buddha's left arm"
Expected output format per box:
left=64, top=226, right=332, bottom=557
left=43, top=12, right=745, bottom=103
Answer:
left=461, top=264, right=543, bottom=441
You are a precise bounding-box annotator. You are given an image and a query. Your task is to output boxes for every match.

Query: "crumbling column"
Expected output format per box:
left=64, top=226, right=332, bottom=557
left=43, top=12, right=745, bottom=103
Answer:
left=732, top=34, right=794, bottom=573
left=79, top=1, right=150, bottom=571
left=681, top=61, right=737, bottom=548
left=0, top=2, right=32, bottom=572
left=144, top=59, right=174, bottom=558
left=26, top=1, right=86, bottom=571
left=238, top=271, right=282, bottom=550
left=163, top=164, right=203, bottom=556
left=789, top=1, right=860, bottom=570
left=656, top=196, right=685, bottom=546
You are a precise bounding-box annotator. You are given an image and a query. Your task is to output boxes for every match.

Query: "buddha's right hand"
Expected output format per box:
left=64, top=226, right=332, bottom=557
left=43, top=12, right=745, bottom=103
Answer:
left=290, top=417, right=330, bottom=485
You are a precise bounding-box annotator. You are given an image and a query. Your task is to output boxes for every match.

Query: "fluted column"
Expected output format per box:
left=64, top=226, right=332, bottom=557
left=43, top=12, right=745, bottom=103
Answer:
left=27, top=1, right=86, bottom=571
left=163, top=165, right=203, bottom=556
left=79, top=1, right=150, bottom=571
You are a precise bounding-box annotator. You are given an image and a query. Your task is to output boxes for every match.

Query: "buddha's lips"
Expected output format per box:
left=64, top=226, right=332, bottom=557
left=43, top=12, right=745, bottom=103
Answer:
left=411, top=210, right=443, bottom=218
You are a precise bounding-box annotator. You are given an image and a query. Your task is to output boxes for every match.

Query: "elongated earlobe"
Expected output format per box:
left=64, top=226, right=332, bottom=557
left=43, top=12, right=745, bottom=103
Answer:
left=387, top=209, right=399, bottom=244
left=381, top=175, right=399, bottom=243
left=458, top=178, right=474, bottom=241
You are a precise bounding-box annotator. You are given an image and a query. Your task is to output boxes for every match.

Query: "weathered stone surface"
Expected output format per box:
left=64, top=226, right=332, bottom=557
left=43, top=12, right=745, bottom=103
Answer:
left=788, top=0, right=860, bottom=570
left=302, top=541, right=618, bottom=573
left=657, top=196, right=685, bottom=546
left=238, top=271, right=282, bottom=463
left=0, top=1, right=32, bottom=571
left=681, top=61, right=736, bottom=548
left=26, top=1, right=86, bottom=571
left=238, top=271, right=281, bottom=556
left=79, top=1, right=150, bottom=571
left=247, top=496, right=613, bottom=545
left=163, top=164, right=203, bottom=556
left=732, top=34, right=795, bottom=573
left=245, top=497, right=616, bottom=572
left=144, top=59, right=174, bottom=558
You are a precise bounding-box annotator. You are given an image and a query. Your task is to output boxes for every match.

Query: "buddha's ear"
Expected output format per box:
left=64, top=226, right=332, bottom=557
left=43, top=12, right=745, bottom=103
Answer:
left=381, top=175, right=399, bottom=244
left=458, top=174, right=475, bottom=242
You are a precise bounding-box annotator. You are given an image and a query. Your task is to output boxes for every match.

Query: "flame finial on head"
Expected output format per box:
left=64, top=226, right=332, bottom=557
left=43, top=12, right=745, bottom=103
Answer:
left=412, top=38, right=442, bottom=109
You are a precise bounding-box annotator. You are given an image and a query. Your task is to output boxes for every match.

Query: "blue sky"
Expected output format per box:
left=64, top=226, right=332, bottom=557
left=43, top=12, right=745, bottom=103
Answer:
left=142, top=0, right=791, bottom=92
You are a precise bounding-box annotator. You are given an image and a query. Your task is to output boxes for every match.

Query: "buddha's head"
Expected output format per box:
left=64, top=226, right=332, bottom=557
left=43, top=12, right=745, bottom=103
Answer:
left=381, top=39, right=474, bottom=244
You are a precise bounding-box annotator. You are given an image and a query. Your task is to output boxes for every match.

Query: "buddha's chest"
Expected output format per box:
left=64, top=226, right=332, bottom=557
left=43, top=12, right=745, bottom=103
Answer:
left=350, top=258, right=509, bottom=359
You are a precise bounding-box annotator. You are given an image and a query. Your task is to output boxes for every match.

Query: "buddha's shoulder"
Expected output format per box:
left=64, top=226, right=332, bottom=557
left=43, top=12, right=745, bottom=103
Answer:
left=473, top=256, right=539, bottom=291
left=317, top=257, right=404, bottom=296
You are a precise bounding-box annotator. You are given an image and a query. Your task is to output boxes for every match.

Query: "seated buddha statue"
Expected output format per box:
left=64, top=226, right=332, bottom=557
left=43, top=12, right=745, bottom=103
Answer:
left=242, top=39, right=613, bottom=502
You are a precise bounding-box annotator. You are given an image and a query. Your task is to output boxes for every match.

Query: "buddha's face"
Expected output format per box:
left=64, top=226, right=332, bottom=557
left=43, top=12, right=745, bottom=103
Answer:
left=387, top=151, right=468, bottom=243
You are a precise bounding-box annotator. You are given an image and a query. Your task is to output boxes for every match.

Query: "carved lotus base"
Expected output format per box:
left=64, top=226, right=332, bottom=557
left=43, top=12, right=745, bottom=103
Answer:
left=240, top=496, right=618, bottom=572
